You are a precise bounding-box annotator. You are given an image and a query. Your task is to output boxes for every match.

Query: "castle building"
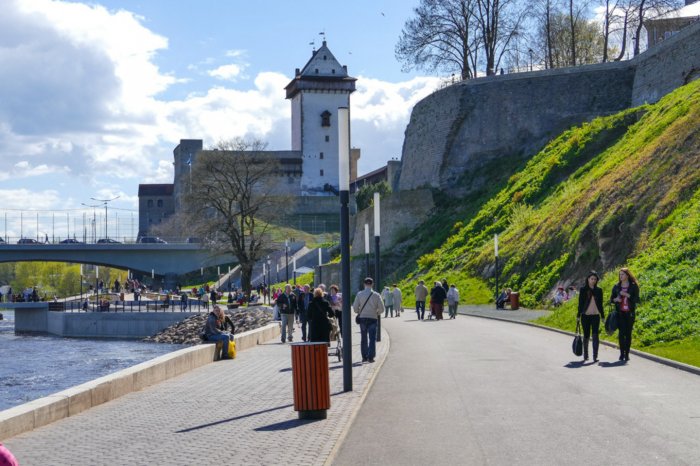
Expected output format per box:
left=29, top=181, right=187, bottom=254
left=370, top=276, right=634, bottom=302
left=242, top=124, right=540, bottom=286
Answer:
left=138, top=41, right=360, bottom=238
left=645, top=0, right=700, bottom=47
left=285, top=40, right=357, bottom=194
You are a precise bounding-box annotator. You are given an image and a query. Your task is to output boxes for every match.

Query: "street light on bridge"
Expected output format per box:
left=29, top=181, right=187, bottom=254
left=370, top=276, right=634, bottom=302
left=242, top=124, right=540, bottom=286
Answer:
left=91, top=196, right=120, bottom=240
left=81, top=203, right=100, bottom=243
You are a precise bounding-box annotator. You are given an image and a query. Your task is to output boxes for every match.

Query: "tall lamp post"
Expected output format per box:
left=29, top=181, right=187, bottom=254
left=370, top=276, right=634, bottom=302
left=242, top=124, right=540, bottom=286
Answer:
left=338, top=106, right=353, bottom=392
left=293, top=257, right=297, bottom=285
left=494, top=234, right=499, bottom=308
left=528, top=48, right=534, bottom=71
left=81, top=203, right=99, bottom=243
left=267, top=256, right=271, bottom=304
left=91, top=196, right=120, bottom=240
left=285, top=239, right=290, bottom=283
left=364, top=223, right=370, bottom=278
left=374, top=192, right=382, bottom=342
left=318, top=247, right=323, bottom=286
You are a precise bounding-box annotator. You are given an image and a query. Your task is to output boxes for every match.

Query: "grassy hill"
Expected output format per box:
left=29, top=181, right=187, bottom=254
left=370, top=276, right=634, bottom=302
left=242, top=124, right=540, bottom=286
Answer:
left=395, top=79, right=700, bottom=364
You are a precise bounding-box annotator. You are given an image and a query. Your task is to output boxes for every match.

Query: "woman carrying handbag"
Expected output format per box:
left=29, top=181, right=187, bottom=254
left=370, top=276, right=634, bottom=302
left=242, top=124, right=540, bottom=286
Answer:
left=577, top=271, right=605, bottom=362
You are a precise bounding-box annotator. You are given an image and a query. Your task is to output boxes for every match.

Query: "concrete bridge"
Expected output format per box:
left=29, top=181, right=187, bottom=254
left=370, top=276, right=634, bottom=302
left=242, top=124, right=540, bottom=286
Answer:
left=0, top=243, right=235, bottom=276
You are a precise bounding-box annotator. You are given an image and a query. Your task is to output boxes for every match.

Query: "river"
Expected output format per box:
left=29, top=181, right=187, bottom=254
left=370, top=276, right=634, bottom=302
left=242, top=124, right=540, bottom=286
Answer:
left=0, top=310, right=185, bottom=412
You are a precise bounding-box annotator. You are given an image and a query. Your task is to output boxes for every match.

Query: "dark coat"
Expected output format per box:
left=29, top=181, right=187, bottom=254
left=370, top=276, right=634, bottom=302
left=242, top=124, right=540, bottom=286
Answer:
left=430, top=286, right=447, bottom=305
left=276, top=292, right=297, bottom=314
left=577, top=286, right=605, bottom=319
left=297, top=291, right=313, bottom=321
left=610, top=282, right=640, bottom=313
left=308, top=296, right=334, bottom=343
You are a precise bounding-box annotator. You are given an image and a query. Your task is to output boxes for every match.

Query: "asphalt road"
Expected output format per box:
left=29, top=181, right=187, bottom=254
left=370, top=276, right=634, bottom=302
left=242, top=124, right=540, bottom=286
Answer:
left=332, top=314, right=700, bottom=465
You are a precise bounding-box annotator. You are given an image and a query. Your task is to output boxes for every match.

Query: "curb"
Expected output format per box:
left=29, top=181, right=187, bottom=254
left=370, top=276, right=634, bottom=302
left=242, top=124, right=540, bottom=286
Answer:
left=459, top=311, right=700, bottom=377
left=0, top=322, right=281, bottom=441
left=324, top=325, right=391, bottom=466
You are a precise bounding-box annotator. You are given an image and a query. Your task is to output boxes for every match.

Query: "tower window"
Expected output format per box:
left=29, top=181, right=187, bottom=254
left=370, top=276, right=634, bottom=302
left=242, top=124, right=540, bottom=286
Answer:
left=320, top=169, right=324, bottom=176
left=147, top=200, right=153, bottom=208
left=157, top=199, right=163, bottom=208
left=323, top=55, right=327, bottom=60
left=332, top=69, right=335, bottom=74
left=315, top=68, right=319, bottom=74
left=320, top=152, right=324, bottom=159
left=325, top=135, right=330, bottom=142
left=321, top=110, right=331, bottom=127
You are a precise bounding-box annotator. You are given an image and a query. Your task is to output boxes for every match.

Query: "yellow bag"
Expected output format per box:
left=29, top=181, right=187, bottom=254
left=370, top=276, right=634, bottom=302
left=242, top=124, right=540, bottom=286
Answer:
left=227, top=340, right=236, bottom=359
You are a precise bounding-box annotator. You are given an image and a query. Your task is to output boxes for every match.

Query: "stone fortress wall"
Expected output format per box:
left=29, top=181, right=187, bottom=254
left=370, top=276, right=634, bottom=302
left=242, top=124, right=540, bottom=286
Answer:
left=397, top=21, right=700, bottom=193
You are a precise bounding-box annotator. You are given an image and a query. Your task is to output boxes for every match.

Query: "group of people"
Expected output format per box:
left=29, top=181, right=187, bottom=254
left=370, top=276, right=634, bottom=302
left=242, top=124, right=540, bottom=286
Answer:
left=576, top=268, right=640, bottom=362
left=414, top=279, right=460, bottom=320
left=274, top=283, right=342, bottom=344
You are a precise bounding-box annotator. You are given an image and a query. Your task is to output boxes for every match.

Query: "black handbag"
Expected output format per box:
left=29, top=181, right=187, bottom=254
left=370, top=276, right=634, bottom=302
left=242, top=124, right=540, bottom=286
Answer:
left=605, top=305, right=619, bottom=336
left=572, top=319, right=583, bottom=356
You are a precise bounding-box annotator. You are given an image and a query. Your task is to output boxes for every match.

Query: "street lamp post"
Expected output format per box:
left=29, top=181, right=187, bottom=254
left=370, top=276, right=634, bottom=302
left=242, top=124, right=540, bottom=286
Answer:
left=528, top=48, right=534, bottom=71
left=364, top=223, right=370, bottom=278
left=81, top=203, right=100, bottom=243
left=338, top=107, right=353, bottom=391
left=285, top=240, right=290, bottom=283
left=267, top=256, right=271, bottom=304
left=91, top=196, right=120, bottom=240
left=494, top=234, right=499, bottom=309
left=293, top=257, right=297, bottom=285
left=374, top=192, right=382, bottom=342
left=318, top=247, right=323, bottom=286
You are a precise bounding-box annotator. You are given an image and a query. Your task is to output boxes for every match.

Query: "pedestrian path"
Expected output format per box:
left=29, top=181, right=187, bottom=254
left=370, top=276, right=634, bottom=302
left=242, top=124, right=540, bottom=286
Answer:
left=457, top=304, right=551, bottom=322
left=4, top=323, right=389, bottom=466
left=332, top=310, right=700, bottom=465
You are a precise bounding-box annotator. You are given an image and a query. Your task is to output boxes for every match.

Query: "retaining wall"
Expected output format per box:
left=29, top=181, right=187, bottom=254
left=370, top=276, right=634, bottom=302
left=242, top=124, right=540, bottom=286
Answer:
left=0, top=322, right=280, bottom=440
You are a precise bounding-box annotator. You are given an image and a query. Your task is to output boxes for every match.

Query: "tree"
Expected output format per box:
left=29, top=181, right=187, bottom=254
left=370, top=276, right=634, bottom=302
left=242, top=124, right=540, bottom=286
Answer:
left=183, top=137, right=280, bottom=294
left=475, top=0, right=529, bottom=75
left=355, top=181, right=392, bottom=211
left=396, top=0, right=481, bottom=80
left=546, top=12, right=605, bottom=67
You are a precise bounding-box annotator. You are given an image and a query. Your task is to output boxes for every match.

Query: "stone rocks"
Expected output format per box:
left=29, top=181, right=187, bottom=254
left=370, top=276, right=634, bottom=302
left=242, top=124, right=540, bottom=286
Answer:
left=143, top=307, right=274, bottom=345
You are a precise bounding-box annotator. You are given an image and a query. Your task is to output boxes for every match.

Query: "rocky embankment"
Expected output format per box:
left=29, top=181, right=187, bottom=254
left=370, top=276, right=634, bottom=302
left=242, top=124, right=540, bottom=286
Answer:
left=144, top=307, right=274, bottom=345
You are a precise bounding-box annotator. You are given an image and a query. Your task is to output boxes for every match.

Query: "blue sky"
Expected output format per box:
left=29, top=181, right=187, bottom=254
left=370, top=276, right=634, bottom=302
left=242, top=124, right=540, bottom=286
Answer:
left=0, top=0, right=441, bottom=240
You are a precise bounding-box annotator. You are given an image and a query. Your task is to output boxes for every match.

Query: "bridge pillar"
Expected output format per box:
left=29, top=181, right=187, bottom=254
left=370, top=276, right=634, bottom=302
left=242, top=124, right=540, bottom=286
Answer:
left=164, top=273, right=179, bottom=291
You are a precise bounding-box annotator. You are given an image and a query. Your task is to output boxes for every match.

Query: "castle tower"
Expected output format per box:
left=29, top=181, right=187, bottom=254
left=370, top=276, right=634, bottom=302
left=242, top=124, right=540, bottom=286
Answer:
left=285, top=41, right=356, bottom=194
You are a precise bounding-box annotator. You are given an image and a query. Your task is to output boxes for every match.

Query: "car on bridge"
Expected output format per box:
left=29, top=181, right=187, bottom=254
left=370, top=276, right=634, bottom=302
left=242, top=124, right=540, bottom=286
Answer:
left=60, top=238, right=83, bottom=244
left=17, top=238, right=40, bottom=244
left=97, top=238, right=121, bottom=244
left=138, top=236, right=167, bottom=244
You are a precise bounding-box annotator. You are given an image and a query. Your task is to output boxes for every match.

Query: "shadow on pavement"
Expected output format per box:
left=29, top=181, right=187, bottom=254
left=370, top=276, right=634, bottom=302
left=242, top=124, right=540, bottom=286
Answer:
left=176, top=403, right=294, bottom=433
left=254, top=418, right=323, bottom=431
left=599, top=360, right=627, bottom=368
left=564, top=361, right=587, bottom=368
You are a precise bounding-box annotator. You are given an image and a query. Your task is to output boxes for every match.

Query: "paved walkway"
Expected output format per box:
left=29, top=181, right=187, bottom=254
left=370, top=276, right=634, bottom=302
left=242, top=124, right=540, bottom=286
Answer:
left=4, top=323, right=389, bottom=466
left=456, top=304, right=552, bottom=322
left=333, top=310, right=700, bottom=465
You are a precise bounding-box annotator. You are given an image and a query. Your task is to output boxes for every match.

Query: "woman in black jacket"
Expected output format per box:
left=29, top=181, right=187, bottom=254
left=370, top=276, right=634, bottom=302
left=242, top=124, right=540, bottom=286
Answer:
left=578, top=271, right=605, bottom=362
left=610, top=267, right=640, bottom=361
left=308, top=288, right=334, bottom=343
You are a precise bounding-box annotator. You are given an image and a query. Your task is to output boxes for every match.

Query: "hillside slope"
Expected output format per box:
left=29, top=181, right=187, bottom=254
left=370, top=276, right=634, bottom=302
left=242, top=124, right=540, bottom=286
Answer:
left=397, top=79, right=700, bottom=352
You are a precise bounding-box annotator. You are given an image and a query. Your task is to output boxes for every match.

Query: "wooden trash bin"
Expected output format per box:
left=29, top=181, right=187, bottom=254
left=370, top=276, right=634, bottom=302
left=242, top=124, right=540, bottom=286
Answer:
left=510, top=292, right=520, bottom=310
left=291, top=342, right=330, bottom=420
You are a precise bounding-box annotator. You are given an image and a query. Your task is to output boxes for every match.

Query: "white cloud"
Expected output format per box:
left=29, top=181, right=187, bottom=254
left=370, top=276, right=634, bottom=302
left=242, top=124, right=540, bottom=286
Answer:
left=208, top=63, right=246, bottom=81
left=0, top=0, right=441, bottom=215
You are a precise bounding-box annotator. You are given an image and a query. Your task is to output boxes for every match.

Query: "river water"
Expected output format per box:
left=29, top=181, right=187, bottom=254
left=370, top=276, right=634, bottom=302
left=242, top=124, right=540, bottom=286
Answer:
left=0, top=310, right=185, bottom=412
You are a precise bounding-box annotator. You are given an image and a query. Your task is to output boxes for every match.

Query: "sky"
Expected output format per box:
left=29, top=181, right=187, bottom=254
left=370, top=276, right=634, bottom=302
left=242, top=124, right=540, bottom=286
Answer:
left=0, top=0, right=442, bottom=240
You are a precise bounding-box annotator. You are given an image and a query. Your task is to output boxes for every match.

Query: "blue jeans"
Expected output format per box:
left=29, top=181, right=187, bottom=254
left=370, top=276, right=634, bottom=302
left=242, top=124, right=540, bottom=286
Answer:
left=359, top=318, right=378, bottom=360
left=416, top=301, right=425, bottom=320
left=207, top=333, right=230, bottom=358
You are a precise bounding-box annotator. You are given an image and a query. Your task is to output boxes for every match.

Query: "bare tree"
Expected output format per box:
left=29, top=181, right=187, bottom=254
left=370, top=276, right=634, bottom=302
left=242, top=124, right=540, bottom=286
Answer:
left=475, top=0, right=529, bottom=75
left=183, top=137, right=280, bottom=294
left=396, top=0, right=481, bottom=79
left=568, top=0, right=593, bottom=66
left=630, top=0, right=681, bottom=56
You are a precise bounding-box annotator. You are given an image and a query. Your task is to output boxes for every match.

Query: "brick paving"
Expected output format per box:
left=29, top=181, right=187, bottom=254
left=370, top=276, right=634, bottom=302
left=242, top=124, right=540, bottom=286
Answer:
left=4, top=323, right=388, bottom=466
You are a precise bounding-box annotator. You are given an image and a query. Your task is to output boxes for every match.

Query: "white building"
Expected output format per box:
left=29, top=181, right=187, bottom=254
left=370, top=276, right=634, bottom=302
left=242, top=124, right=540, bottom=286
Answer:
left=285, top=41, right=358, bottom=195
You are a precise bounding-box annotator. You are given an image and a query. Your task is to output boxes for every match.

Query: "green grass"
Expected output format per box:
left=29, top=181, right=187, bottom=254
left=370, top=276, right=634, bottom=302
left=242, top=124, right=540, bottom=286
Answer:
left=644, top=337, right=700, bottom=368
left=392, top=79, right=700, bottom=364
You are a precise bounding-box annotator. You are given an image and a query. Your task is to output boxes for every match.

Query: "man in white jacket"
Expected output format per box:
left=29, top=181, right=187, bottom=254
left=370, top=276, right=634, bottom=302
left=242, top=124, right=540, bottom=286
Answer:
left=353, top=278, right=385, bottom=363
left=447, top=284, right=460, bottom=319
left=392, top=284, right=403, bottom=317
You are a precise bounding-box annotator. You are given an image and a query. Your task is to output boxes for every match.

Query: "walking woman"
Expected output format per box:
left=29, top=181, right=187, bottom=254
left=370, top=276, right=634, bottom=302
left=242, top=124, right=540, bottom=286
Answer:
left=577, top=271, right=605, bottom=362
left=611, top=267, right=640, bottom=361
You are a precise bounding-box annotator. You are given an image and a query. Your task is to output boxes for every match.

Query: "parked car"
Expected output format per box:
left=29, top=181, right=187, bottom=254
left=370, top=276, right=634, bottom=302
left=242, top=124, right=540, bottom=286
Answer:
left=186, top=237, right=201, bottom=243
left=17, top=238, right=40, bottom=244
left=97, top=238, right=121, bottom=244
left=138, top=236, right=167, bottom=244
left=60, top=238, right=83, bottom=244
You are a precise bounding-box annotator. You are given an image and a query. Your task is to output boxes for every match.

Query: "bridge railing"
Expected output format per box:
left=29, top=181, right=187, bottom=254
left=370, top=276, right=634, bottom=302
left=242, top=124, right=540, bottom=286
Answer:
left=58, top=300, right=214, bottom=313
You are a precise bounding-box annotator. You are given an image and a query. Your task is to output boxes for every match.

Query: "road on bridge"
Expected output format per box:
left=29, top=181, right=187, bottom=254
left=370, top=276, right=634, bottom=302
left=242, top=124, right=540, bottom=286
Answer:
left=333, top=314, right=700, bottom=465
